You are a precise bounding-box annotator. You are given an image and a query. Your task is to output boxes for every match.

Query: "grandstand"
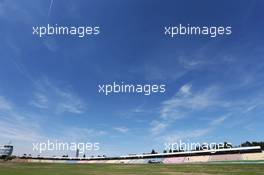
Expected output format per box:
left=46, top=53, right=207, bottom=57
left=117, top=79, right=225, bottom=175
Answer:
left=13, top=146, right=264, bottom=164
left=184, top=155, right=210, bottom=163
left=210, top=154, right=242, bottom=162
left=163, top=157, right=185, bottom=164
left=242, top=152, right=264, bottom=161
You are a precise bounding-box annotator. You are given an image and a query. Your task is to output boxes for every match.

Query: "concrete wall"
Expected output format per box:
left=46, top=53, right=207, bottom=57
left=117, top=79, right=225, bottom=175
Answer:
left=11, top=151, right=264, bottom=164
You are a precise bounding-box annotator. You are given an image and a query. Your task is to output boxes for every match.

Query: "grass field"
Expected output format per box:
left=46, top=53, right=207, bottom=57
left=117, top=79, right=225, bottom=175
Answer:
left=0, top=163, right=264, bottom=175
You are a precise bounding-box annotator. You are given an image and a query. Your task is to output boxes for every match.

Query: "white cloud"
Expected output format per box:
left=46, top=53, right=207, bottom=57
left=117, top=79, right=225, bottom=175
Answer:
left=30, top=93, right=49, bottom=109
left=178, top=84, right=192, bottom=96
left=144, top=65, right=187, bottom=81
left=0, top=96, right=12, bottom=110
left=0, top=95, right=104, bottom=156
left=160, top=85, right=222, bottom=120
left=178, top=57, right=203, bottom=70
left=142, top=54, right=206, bottom=82
left=130, top=105, right=146, bottom=113
left=243, top=105, right=257, bottom=113
left=0, top=98, right=44, bottom=142
left=210, top=114, right=229, bottom=126
left=150, top=121, right=168, bottom=135
left=0, top=118, right=42, bottom=142
left=31, top=78, right=86, bottom=114
left=0, top=0, right=35, bottom=23
left=114, top=127, right=129, bottom=133
left=55, top=91, right=86, bottom=114
left=161, top=128, right=212, bottom=143
left=43, top=38, right=59, bottom=52
left=58, top=127, right=107, bottom=142
left=149, top=84, right=228, bottom=139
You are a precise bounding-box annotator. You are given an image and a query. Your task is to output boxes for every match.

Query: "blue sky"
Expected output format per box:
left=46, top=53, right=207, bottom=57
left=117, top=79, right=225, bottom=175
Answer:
left=0, top=0, right=264, bottom=156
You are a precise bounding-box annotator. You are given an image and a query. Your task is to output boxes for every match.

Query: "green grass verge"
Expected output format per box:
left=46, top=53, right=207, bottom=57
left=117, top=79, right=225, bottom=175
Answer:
left=0, top=163, right=264, bottom=175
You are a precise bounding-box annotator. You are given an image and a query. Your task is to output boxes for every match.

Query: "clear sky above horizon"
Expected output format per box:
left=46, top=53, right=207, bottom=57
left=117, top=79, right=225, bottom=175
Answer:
left=0, top=0, right=264, bottom=156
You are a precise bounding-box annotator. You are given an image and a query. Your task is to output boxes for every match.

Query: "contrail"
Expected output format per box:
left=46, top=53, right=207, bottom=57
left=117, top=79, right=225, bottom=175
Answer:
left=48, top=0, right=54, bottom=17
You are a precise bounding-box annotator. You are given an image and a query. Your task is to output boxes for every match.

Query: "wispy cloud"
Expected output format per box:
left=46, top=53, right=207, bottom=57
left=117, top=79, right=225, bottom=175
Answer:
left=243, top=105, right=257, bottom=113
left=0, top=96, right=12, bottom=110
left=178, top=57, right=204, bottom=70
left=178, top=84, right=192, bottom=96
left=0, top=96, right=44, bottom=142
left=0, top=0, right=35, bottom=23
left=30, top=78, right=86, bottom=114
left=144, top=65, right=187, bottom=81
left=130, top=105, right=148, bottom=113
left=150, top=120, right=168, bottom=135
left=30, top=93, right=49, bottom=109
left=0, top=118, right=42, bottom=142
left=48, top=0, right=54, bottom=17
left=43, top=38, right=59, bottom=52
left=161, top=128, right=212, bottom=143
left=0, top=94, right=105, bottom=155
left=113, top=127, right=129, bottom=134
left=210, top=114, right=229, bottom=126
left=149, top=83, right=231, bottom=140
left=160, top=84, right=220, bottom=120
left=57, top=127, right=107, bottom=142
